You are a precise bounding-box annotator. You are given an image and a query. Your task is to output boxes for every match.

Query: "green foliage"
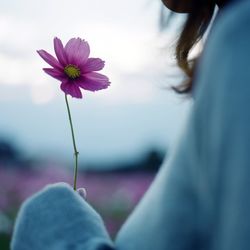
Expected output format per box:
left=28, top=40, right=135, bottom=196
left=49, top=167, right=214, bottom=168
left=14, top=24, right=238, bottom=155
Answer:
left=0, top=233, right=11, bottom=250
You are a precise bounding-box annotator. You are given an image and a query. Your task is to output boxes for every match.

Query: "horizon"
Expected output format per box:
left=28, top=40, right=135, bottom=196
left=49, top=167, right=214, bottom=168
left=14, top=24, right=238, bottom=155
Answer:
left=0, top=0, right=190, bottom=167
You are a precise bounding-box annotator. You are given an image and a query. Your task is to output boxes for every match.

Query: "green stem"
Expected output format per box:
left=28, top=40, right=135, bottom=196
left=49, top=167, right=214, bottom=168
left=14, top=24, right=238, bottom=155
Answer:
left=65, top=94, right=79, bottom=191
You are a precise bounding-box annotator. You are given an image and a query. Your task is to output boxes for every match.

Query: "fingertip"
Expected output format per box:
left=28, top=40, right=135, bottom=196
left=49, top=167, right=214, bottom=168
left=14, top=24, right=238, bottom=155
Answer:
left=77, top=188, right=87, bottom=199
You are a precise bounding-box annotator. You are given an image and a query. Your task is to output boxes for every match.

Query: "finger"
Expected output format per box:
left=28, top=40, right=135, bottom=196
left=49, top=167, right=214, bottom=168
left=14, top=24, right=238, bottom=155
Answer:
left=77, top=188, right=87, bottom=200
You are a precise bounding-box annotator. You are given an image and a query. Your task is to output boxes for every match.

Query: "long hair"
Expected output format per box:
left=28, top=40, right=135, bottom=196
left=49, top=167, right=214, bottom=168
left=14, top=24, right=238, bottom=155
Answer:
left=162, top=1, right=216, bottom=94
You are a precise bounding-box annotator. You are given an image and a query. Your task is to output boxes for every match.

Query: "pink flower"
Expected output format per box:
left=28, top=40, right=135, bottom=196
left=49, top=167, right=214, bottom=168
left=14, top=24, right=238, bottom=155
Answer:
left=37, top=37, right=110, bottom=98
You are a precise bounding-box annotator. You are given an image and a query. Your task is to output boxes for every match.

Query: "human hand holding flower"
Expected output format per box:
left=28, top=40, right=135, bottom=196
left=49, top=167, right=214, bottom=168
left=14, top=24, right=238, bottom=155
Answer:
left=37, top=37, right=110, bottom=190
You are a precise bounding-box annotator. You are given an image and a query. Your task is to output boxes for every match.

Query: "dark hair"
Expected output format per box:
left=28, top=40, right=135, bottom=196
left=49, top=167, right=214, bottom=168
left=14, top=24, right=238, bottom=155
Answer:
left=162, top=1, right=216, bottom=94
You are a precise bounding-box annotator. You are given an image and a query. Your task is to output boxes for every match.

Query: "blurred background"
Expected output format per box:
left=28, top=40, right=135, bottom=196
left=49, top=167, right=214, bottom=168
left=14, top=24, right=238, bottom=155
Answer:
left=0, top=0, right=191, bottom=248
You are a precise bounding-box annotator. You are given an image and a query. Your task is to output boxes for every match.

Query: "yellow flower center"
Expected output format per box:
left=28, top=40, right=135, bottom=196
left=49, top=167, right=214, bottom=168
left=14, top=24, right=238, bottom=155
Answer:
left=64, top=65, right=81, bottom=79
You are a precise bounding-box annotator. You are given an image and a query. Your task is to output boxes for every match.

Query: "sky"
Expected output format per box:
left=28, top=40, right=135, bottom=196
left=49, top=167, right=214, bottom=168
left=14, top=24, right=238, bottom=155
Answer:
left=0, top=0, right=191, bottom=167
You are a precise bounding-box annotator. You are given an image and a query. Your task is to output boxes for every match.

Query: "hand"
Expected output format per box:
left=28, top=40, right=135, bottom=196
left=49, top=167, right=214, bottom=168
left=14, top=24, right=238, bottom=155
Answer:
left=11, top=183, right=113, bottom=250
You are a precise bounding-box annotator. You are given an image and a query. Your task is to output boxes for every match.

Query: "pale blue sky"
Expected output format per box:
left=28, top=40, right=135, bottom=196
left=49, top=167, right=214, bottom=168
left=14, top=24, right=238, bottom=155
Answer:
left=0, top=0, right=191, bottom=166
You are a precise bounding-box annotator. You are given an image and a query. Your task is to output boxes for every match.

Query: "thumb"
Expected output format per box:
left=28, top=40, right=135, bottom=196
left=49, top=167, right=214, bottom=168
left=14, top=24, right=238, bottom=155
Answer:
left=77, top=187, right=87, bottom=200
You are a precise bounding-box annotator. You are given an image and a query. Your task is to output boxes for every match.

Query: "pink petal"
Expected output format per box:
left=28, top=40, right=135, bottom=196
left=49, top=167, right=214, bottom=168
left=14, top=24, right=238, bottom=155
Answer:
left=77, top=72, right=110, bottom=91
left=43, top=68, right=66, bottom=81
left=37, top=50, right=63, bottom=69
left=54, top=37, right=67, bottom=66
left=65, top=38, right=90, bottom=66
left=60, top=81, right=83, bottom=98
left=82, top=58, right=105, bottom=73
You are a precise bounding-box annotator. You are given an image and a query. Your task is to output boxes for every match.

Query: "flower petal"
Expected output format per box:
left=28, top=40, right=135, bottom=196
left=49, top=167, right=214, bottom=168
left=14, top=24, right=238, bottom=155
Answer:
left=82, top=58, right=105, bottom=73
left=54, top=37, right=67, bottom=66
left=37, top=50, right=63, bottom=69
left=60, top=81, right=83, bottom=98
left=77, top=72, right=110, bottom=91
left=43, top=68, right=66, bottom=81
left=65, top=38, right=90, bottom=66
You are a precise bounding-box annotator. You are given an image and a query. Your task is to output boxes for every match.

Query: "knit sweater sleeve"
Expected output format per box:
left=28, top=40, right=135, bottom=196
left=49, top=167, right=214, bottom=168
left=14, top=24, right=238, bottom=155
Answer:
left=11, top=183, right=114, bottom=250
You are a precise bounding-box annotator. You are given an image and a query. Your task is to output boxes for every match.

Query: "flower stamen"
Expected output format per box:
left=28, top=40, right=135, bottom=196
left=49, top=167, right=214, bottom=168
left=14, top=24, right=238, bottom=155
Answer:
left=64, top=65, right=81, bottom=79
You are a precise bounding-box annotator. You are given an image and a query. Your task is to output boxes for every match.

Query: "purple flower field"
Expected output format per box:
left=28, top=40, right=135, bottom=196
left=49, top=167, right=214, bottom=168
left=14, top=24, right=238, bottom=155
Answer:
left=0, top=164, right=155, bottom=241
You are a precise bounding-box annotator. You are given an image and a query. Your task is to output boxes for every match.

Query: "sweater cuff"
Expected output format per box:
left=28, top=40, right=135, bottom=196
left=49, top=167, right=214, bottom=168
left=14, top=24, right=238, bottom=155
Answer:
left=11, top=183, right=114, bottom=250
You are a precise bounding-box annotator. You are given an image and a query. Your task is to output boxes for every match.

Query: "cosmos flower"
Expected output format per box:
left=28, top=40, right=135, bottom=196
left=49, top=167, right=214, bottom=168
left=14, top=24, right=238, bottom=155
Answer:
left=37, top=37, right=110, bottom=98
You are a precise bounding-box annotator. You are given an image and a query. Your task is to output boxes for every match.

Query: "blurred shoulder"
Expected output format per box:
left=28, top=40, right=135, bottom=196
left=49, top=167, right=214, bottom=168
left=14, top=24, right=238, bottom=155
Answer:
left=211, top=0, right=250, bottom=40
left=193, top=1, right=250, bottom=102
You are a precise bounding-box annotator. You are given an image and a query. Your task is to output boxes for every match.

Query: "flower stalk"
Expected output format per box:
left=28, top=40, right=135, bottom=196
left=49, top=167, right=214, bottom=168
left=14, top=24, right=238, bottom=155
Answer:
left=37, top=37, right=110, bottom=190
left=65, top=94, right=79, bottom=190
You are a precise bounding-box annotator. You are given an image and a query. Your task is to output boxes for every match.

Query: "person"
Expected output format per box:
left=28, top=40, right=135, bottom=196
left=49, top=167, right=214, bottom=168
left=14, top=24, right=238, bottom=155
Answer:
left=11, top=0, right=250, bottom=249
